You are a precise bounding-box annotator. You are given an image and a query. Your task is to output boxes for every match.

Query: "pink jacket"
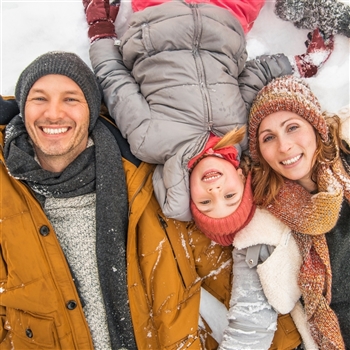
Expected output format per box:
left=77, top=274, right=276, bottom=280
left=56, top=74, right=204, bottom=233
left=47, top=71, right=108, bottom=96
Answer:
left=131, top=0, right=265, bottom=33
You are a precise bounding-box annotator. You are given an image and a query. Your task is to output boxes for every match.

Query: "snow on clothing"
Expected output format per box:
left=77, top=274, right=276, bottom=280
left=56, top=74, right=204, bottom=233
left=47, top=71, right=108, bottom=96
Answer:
left=274, top=0, right=350, bottom=37
left=2, top=115, right=135, bottom=349
left=90, top=0, right=293, bottom=221
left=0, top=106, right=234, bottom=349
left=218, top=207, right=317, bottom=350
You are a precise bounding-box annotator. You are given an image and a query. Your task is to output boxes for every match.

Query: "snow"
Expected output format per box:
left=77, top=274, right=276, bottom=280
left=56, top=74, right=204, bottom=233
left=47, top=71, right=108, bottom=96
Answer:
left=1, top=0, right=348, bottom=135
left=1, top=1, right=349, bottom=116
left=1, top=0, right=349, bottom=343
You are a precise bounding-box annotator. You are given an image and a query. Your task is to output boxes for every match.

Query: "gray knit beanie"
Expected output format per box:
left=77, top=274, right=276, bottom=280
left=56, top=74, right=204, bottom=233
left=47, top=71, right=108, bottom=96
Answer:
left=15, top=51, right=101, bottom=133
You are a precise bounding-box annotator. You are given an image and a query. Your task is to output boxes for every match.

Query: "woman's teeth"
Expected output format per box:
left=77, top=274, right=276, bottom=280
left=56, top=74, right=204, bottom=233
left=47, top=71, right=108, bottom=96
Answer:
left=282, top=154, right=301, bottom=165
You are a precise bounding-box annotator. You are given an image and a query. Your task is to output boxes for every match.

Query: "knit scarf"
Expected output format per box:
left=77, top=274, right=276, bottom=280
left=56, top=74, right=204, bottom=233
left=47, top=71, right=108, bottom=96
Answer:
left=4, top=115, right=137, bottom=349
left=265, top=155, right=350, bottom=350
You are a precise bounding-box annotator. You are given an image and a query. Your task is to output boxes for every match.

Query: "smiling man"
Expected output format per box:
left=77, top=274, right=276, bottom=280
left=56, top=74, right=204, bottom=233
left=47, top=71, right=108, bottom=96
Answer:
left=0, top=51, right=234, bottom=350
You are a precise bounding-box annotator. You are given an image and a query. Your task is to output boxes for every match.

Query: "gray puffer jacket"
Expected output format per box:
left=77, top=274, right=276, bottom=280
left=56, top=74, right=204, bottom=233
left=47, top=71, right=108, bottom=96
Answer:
left=90, top=0, right=293, bottom=221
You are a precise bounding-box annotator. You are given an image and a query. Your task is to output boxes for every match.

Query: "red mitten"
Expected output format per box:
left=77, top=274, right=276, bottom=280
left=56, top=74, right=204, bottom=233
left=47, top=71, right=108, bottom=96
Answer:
left=294, top=28, right=334, bottom=78
left=83, top=0, right=119, bottom=42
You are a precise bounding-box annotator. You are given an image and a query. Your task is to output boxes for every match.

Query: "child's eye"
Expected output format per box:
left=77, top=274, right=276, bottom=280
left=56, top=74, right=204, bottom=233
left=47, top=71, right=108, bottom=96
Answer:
left=199, top=200, right=210, bottom=205
left=225, top=193, right=235, bottom=199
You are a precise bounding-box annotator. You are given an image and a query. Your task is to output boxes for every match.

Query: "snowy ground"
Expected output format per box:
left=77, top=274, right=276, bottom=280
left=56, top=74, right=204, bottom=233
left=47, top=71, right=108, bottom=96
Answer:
left=0, top=0, right=349, bottom=343
left=0, top=0, right=349, bottom=132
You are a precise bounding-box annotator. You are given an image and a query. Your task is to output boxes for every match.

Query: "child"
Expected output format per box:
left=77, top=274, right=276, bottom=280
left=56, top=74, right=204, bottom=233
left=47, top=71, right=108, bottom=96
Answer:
left=189, top=127, right=317, bottom=350
left=83, top=0, right=334, bottom=221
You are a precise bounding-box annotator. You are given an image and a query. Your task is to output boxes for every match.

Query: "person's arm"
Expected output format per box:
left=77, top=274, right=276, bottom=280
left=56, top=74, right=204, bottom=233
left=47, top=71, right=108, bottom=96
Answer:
left=219, top=246, right=277, bottom=350
left=83, top=0, right=155, bottom=162
left=238, top=53, right=293, bottom=112
left=0, top=96, right=19, bottom=125
left=239, top=28, right=334, bottom=111
left=89, top=39, right=156, bottom=162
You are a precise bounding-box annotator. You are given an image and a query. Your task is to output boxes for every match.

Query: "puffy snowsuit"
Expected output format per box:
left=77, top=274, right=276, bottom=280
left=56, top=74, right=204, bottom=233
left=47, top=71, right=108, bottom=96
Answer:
left=90, top=0, right=293, bottom=221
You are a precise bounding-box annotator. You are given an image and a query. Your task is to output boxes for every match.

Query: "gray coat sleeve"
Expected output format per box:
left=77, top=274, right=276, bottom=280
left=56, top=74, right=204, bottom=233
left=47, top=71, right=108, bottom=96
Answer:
left=89, top=38, right=159, bottom=163
left=219, top=246, right=277, bottom=350
left=238, top=54, right=293, bottom=112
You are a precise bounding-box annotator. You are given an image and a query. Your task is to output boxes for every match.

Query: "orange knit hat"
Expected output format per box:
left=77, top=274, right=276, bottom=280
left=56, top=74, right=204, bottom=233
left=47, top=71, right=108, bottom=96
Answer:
left=190, top=173, right=256, bottom=246
left=248, top=75, right=329, bottom=162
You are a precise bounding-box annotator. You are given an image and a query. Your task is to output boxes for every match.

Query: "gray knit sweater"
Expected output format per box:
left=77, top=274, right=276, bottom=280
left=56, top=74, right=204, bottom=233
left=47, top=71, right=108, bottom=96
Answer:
left=45, top=193, right=112, bottom=350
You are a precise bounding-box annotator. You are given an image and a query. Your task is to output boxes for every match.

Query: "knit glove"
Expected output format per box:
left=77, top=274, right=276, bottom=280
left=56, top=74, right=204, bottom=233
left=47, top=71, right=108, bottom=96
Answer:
left=294, top=28, right=334, bottom=78
left=275, top=0, right=350, bottom=38
left=83, top=0, right=119, bottom=42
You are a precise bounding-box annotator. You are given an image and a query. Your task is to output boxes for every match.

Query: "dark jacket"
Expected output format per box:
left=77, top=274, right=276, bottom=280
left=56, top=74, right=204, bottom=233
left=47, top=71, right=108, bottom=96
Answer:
left=326, top=151, right=350, bottom=347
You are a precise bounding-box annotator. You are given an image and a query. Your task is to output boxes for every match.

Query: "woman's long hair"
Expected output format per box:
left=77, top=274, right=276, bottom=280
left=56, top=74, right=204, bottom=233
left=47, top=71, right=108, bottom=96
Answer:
left=252, top=114, right=349, bottom=206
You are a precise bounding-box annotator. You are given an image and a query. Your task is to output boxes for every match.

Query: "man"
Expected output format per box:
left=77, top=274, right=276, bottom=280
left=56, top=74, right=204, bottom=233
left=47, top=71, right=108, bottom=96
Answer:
left=0, top=52, right=233, bottom=349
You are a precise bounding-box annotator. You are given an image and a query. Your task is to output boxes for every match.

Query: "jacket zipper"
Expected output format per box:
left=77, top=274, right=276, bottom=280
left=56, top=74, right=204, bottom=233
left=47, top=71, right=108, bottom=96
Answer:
left=190, top=3, right=213, bottom=132
left=158, top=214, right=187, bottom=289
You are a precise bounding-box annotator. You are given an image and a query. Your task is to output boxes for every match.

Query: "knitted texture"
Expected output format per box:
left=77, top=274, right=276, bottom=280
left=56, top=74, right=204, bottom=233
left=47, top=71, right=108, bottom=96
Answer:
left=274, top=0, right=350, bottom=37
left=249, top=75, right=328, bottom=162
left=191, top=173, right=256, bottom=246
left=265, top=156, right=350, bottom=349
left=15, top=51, right=101, bottom=133
left=45, top=193, right=112, bottom=350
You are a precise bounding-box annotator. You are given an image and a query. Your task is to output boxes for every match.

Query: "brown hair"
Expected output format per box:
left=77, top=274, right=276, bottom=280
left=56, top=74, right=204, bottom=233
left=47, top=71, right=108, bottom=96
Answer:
left=252, top=114, right=350, bottom=206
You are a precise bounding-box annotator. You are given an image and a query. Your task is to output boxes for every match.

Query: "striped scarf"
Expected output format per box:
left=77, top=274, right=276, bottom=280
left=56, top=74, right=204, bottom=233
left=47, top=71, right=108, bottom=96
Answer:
left=265, top=154, right=350, bottom=350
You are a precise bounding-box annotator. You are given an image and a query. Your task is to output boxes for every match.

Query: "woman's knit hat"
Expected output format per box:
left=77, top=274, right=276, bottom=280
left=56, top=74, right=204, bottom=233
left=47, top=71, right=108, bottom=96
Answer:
left=190, top=172, right=256, bottom=246
left=248, top=75, right=329, bottom=162
left=15, top=51, right=101, bottom=133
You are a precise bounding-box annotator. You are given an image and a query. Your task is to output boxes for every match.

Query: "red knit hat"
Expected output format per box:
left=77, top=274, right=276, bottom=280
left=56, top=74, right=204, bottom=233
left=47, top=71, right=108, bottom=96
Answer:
left=190, top=173, right=256, bottom=246
left=249, top=75, right=329, bottom=162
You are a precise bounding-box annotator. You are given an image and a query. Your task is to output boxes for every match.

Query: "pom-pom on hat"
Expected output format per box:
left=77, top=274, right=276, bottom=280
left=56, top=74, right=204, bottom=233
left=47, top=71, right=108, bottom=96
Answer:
left=190, top=172, right=256, bottom=246
left=15, top=51, right=101, bottom=133
left=248, top=75, right=329, bottom=162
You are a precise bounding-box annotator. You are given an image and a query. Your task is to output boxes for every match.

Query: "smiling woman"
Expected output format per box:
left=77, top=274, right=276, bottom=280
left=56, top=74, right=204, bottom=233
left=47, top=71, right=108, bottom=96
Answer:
left=249, top=75, right=350, bottom=349
left=258, top=111, right=317, bottom=192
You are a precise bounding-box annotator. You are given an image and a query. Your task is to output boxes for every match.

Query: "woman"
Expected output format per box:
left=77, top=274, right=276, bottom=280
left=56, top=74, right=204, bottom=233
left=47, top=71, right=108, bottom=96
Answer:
left=248, top=75, right=350, bottom=350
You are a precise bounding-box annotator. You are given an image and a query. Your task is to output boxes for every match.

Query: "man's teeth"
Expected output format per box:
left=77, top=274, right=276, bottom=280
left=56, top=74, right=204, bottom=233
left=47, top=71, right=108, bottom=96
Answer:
left=282, top=155, right=301, bottom=165
left=43, top=127, right=68, bottom=135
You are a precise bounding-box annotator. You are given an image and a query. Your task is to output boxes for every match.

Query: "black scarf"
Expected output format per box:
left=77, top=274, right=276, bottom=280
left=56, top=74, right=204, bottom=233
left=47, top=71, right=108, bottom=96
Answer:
left=4, top=115, right=137, bottom=349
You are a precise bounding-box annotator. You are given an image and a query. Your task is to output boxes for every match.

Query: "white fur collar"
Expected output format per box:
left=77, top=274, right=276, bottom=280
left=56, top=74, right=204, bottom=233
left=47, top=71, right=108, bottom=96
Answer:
left=234, top=207, right=291, bottom=249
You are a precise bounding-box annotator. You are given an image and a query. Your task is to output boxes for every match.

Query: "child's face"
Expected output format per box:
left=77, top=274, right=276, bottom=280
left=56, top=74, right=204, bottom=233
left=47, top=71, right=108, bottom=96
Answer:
left=190, top=156, right=245, bottom=219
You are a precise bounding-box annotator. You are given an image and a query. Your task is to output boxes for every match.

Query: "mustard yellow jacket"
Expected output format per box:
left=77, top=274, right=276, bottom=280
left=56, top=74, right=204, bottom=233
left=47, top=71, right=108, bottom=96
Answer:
left=0, top=116, right=233, bottom=349
left=0, top=97, right=300, bottom=349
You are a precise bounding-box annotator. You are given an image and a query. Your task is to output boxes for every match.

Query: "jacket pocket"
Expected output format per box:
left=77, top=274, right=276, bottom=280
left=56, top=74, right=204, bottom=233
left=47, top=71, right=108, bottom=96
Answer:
left=3, top=308, right=60, bottom=349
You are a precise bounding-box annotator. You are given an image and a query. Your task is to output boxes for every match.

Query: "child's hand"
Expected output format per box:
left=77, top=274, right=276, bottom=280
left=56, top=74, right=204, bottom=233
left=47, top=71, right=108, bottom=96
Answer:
left=83, top=0, right=119, bottom=42
left=294, top=28, right=334, bottom=78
